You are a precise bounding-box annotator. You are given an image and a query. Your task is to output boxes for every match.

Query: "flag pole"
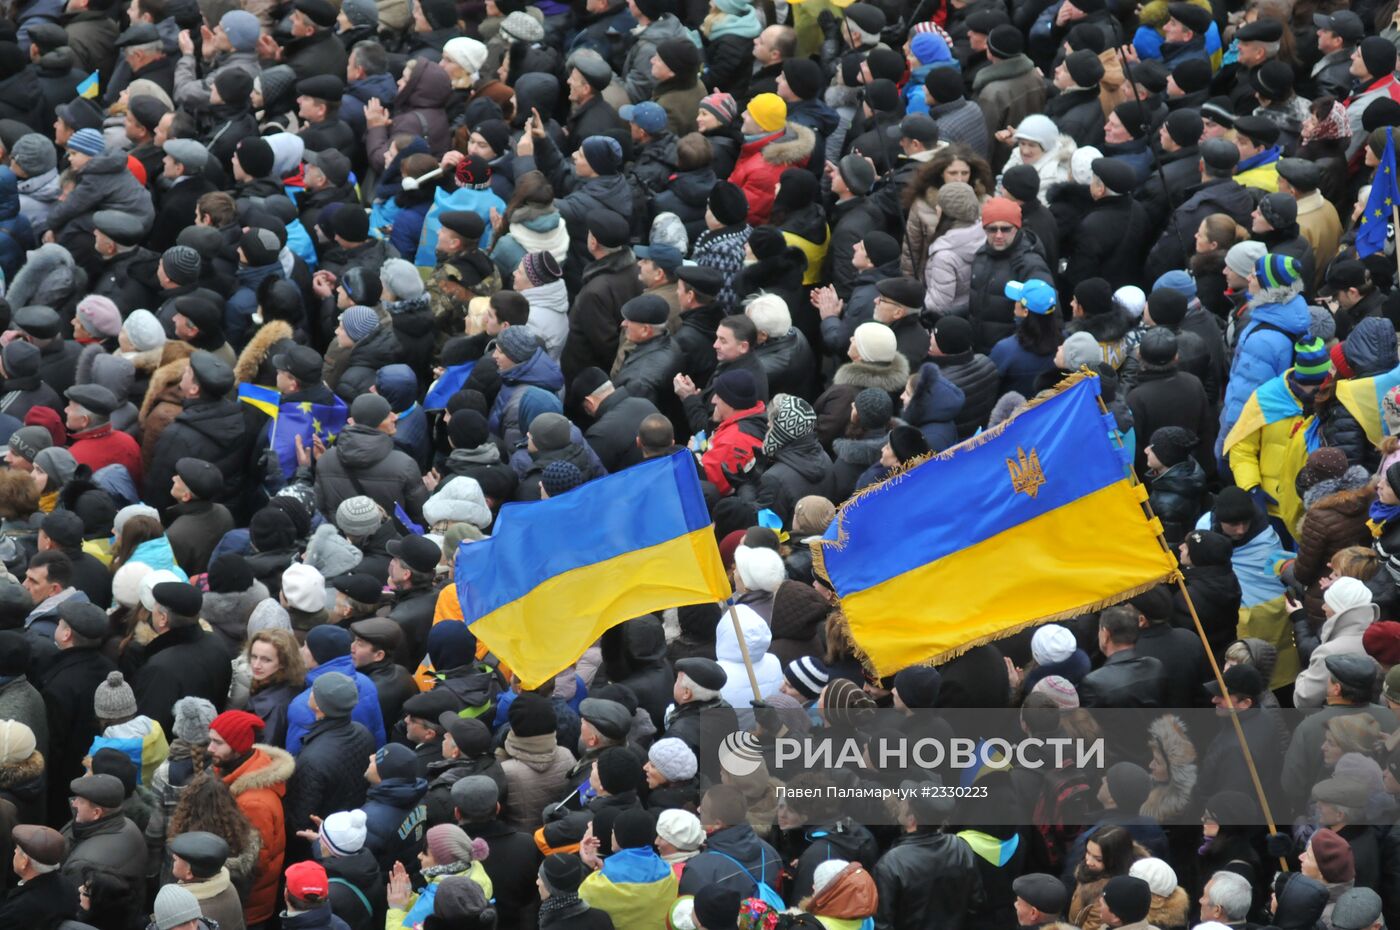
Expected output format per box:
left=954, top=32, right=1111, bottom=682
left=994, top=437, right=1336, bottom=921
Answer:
left=727, top=602, right=765, bottom=704
left=1095, top=391, right=1287, bottom=869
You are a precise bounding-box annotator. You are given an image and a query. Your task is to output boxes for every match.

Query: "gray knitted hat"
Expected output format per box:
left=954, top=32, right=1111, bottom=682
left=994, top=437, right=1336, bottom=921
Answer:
left=153, top=884, right=203, bottom=930
left=171, top=696, right=217, bottom=743
left=94, top=670, right=137, bottom=719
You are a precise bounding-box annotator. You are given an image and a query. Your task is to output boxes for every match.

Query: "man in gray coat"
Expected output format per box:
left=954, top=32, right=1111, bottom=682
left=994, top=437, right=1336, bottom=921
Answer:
left=61, top=774, right=147, bottom=899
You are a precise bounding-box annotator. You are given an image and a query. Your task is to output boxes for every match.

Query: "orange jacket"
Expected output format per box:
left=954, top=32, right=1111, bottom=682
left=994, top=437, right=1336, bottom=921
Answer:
left=222, top=744, right=294, bottom=924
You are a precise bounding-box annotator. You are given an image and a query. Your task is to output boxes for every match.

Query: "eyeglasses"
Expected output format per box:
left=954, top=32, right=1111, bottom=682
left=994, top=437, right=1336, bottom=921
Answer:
left=985, top=224, right=1017, bottom=235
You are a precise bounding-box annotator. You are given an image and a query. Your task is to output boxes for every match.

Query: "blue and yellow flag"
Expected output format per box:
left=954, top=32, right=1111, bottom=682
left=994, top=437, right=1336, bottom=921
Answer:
left=1336, top=362, right=1400, bottom=446
left=269, top=396, right=349, bottom=479
left=454, top=450, right=729, bottom=687
left=1358, top=128, right=1399, bottom=258
left=77, top=70, right=99, bottom=100
left=816, top=373, right=1179, bottom=677
left=237, top=383, right=281, bottom=418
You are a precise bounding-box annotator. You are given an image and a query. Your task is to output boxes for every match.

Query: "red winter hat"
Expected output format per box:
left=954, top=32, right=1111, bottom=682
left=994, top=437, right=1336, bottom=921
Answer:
left=1363, top=621, right=1400, bottom=668
left=285, top=860, right=330, bottom=901
left=981, top=197, right=1022, bottom=229
left=209, top=710, right=265, bottom=755
left=1309, top=828, right=1355, bottom=883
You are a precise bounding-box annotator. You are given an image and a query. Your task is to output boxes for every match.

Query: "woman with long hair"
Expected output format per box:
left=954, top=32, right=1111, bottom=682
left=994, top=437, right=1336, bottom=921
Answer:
left=1190, top=214, right=1251, bottom=318
left=901, top=145, right=994, bottom=278
left=244, top=629, right=306, bottom=749
left=489, top=169, right=568, bottom=279
left=1070, top=825, right=1144, bottom=930
left=110, top=514, right=187, bottom=579
left=164, top=773, right=261, bottom=894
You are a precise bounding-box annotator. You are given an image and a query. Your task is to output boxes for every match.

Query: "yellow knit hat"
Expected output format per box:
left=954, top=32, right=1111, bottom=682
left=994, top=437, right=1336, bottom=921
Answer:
left=747, top=93, right=787, bottom=133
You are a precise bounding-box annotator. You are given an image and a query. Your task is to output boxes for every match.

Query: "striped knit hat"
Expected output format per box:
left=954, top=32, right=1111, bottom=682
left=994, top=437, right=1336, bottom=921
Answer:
left=1293, top=336, right=1333, bottom=385
left=1254, top=253, right=1302, bottom=289
left=784, top=656, right=830, bottom=700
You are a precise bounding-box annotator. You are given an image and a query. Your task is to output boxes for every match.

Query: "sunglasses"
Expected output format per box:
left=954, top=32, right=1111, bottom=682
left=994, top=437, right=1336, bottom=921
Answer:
left=985, top=224, right=1017, bottom=234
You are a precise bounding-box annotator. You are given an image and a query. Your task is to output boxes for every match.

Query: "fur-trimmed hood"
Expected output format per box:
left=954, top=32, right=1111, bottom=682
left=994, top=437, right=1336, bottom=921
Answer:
left=1303, top=466, right=1373, bottom=512
left=234, top=320, right=295, bottom=386
left=758, top=123, right=816, bottom=167
left=202, top=581, right=270, bottom=648
left=1141, top=714, right=1197, bottom=822
left=6, top=242, right=86, bottom=308
left=141, top=356, right=191, bottom=422
left=1147, top=887, right=1190, bottom=930
left=227, top=743, right=295, bottom=794
left=833, top=355, right=911, bottom=394
left=0, top=749, right=45, bottom=792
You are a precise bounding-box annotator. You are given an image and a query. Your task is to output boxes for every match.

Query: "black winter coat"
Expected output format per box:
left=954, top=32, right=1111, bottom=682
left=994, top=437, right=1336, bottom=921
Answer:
left=284, top=716, right=375, bottom=834
left=144, top=397, right=248, bottom=514
left=361, top=658, right=419, bottom=734
left=614, top=334, right=683, bottom=408
left=325, top=846, right=386, bottom=930
left=829, top=197, right=887, bottom=296
left=677, top=824, right=783, bottom=898
left=600, top=617, right=673, bottom=731
left=1145, top=178, right=1255, bottom=284
left=1133, top=621, right=1209, bottom=708
left=1172, top=563, right=1242, bottom=661
left=654, top=167, right=716, bottom=241
left=1147, top=458, right=1208, bottom=547
left=389, top=587, right=438, bottom=670
left=314, top=425, right=429, bottom=526
left=754, top=328, right=818, bottom=400
left=0, top=67, right=44, bottom=127
left=91, top=246, right=160, bottom=314
left=562, top=249, right=644, bottom=381
left=1045, top=89, right=1104, bottom=147
left=566, top=95, right=627, bottom=154
left=284, top=28, right=348, bottom=79
left=38, top=646, right=114, bottom=823
left=1137, top=145, right=1201, bottom=231
left=35, top=338, right=82, bottom=397
left=932, top=351, right=999, bottom=439
left=1126, top=367, right=1214, bottom=476
left=967, top=233, right=1052, bottom=353
left=872, top=830, right=985, bottom=930
left=150, top=176, right=218, bottom=252
left=758, top=435, right=837, bottom=527
left=1076, top=650, right=1167, bottom=708
left=1064, top=193, right=1151, bottom=290
left=133, top=624, right=232, bottom=735
left=336, top=327, right=406, bottom=402
left=584, top=388, right=659, bottom=472
left=733, top=245, right=807, bottom=322
left=462, top=818, right=542, bottom=930
left=0, top=868, right=77, bottom=929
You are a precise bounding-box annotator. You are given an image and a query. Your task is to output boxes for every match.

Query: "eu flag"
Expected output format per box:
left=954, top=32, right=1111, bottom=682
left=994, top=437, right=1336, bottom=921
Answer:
left=1358, top=129, right=1400, bottom=258
left=270, top=397, right=349, bottom=479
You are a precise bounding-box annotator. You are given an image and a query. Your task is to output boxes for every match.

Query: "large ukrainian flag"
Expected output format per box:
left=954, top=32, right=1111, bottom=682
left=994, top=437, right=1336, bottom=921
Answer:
left=816, top=373, right=1179, bottom=677
left=453, top=450, right=730, bottom=688
left=1335, top=362, right=1400, bottom=446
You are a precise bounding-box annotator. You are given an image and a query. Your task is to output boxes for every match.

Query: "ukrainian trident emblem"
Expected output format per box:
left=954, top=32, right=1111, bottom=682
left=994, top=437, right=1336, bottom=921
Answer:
left=1007, top=447, right=1046, bottom=498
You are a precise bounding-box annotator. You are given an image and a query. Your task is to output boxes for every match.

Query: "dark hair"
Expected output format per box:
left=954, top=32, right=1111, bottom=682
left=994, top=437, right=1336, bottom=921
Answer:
left=718, top=314, right=757, bottom=349
left=905, top=144, right=994, bottom=209
left=638, top=413, right=673, bottom=450
left=676, top=132, right=713, bottom=171
left=1015, top=310, right=1062, bottom=356
left=351, top=41, right=388, bottom=75
left=111, top=516, right=164, bottom=573
left=500, top=170, right=554, bottom=230
left=1082, top=824, right=1136, bottom=878
left=196, top=191, right=236, bottom=226
left=258, top=277, right=304, bottom=328
left=28, top=549, right=72, bottom=589
left=1098, top=605, right=1140, bottom=646
left=80, top=868, right=143, bottom=930
left=167, top=773, right=253, bottom=857
left=490, top=291, right=531, bottom=326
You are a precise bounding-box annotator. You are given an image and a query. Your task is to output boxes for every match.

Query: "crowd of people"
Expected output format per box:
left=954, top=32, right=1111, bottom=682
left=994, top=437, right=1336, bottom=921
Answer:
left=5, top=0, right=1400, bottom=925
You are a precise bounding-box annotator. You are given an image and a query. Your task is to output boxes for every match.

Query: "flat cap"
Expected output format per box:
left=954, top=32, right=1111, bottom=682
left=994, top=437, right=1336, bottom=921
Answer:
left=163, top=138, right=208, bottom=171
left=676, top=265, right=724, bottom=296
left=586, top=211, right=630, bottom=249
left=175, top=458, right=223, bottom=500
left=169, top=831, right=230, bottom=877
left=1332, top=888, right=1385, bottom=930
left=386, top=534, right=441, bottom=574
left=12, top=825, right=65, bottom=865
left=115, top=22, right=160, bottom=46
left=579, top=697, right=631, bottom=740
left=1203, top=663, right=1263, bottom=698
left=675, top=656, right=727, bottom=691
left=1166, top=2, right=1211, bottom=33
left=440, top=210, right=486, bottom=239
left=1277, top=157, right=1322, bottom=190
left=331, top=572, right=382, bottom=605
left=14, top=305, right=60, bottom=339
left=273, top=345, right=323, bottom=386
left=1233, top=114, right=1281, bottom=146
left=175, top=295, right=222, bottom=333
left=297, top=74, right=345, bottom=100
left=1091, top=157, right=1136, bottom=194
left=189, top=350, right=235, bottom=398
left=349, top=617, right=403, bottom=651
left=1325, top=653, right=1378, bottom=691
left=1312, top=775, right=1371, bottom=809
left=875, top=276, right=925, bottom=309
left=1200, top=138, right=1241, bottom=170
left=70, top=773, right=125, bottom=808
left=305, top=149, right=350, bottom=186
left=293, top=0, right=338, bottom=26
left=1235, top=18, right=1283, bottom=41
left=1013, top=873, right=1070, bottom=915
left=92, top=210, right=147, bottom=246
left=152, top=581, right=203, bottom=617
left=64, top=383, right=119, bottom=416
left=402, top=688, right=460, bottom=721
left=59, top=600, right=110, bottom=640
left=621, top=294, right=670, bottom=325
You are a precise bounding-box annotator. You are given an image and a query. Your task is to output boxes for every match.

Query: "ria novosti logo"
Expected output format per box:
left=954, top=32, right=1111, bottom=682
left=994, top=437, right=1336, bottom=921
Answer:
left=717, top=731, right=766, bottom=777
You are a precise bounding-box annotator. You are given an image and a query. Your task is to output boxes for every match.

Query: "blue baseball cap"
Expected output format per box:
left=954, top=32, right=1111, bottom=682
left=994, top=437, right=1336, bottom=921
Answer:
left=1004, top=279, right=1057, bottom=315
left=619, top=101, right=668, bottom=135
left=634, top=242, right=683, bottom=270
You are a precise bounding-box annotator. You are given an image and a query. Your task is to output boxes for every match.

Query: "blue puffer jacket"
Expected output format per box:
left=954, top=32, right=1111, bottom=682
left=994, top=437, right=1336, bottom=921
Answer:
left=902, top=362, right=967, bottom=452
left=225, top=261, right=286, bottom=350
left=1218, top=293, right=1311, bottom=451
left=488, top=349, right=565, bottom=447
left=362, top=777, right=429, bottom=872
left=285, top=655, right=388, bottom=754
left=0, top=169, right=35, bottom=284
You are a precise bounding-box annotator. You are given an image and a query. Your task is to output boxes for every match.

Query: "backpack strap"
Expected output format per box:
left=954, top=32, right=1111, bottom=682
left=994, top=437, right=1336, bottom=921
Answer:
left=330, top=877, right=373, bottom=917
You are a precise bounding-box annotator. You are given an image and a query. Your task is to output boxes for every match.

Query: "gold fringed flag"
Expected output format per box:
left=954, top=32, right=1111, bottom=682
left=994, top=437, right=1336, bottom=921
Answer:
left=814, top=372, right=1179, bottom=677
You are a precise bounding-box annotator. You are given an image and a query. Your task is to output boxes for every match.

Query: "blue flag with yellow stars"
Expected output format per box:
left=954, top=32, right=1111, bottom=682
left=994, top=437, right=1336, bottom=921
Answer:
left=1358, top=129, right=1399, bottom=258
left=270, top=396, right=349, bottom=480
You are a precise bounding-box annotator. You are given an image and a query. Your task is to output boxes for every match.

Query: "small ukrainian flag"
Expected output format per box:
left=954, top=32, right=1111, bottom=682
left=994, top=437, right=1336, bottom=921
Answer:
left=236, top=383, right=280, bottom=418
left=76, top=70, right=99, bottom=100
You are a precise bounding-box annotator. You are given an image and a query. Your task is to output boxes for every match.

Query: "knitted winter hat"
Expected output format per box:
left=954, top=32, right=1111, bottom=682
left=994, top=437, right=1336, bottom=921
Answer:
left=522, top=251, right=562, bottom=288
left=427, top=823, right=488, bottom=865
left=0, top=721, right=35, bottom=764
left=335, top=496, right=383, bottom=537
left=853, top=387, right=893, bottom=428
left=171, top=696, right=217, bottom=743
left=1325, top=576, right=1373, bottom=615
left=75, top=295, right=122, bottom=339
left=1031, top=674, right=1080, bottom=708
left=341, top=306, right=380, bottom=342
left=851, top=322, right=897, bottom=363
left=94, top=670, right=137, bottom=719
left=496, top=325, right=541, bottom=363
left=762, top=394, right=816, bottom=455
left=1254, top=253, right=1302, bottom=289
left=541, top=460, right=584, bottom=497
left=1129, top=858, right=1178, bottom=897
left=153, top=885, right=203, bottom=930
left=1148, top=426, right=1196, bottom=469
left=210, top=709, right=264, bottom=755
left=784, top=655, right=829, bottom=700
left=320, top=809, right=369, bottom=855
left=734, top=544, right=786, bottom=593
left=1031, top=624, right=1076, bottom=665
left=1292, top=336, right=1333, bottom=385
left=648, top=737, right=698, bottom=782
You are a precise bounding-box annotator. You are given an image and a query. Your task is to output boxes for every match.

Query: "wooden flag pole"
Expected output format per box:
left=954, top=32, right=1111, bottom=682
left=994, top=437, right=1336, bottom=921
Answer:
left=1096, top=393, right=1287, bottom=869
left=727, top=602, right=765, bottom=704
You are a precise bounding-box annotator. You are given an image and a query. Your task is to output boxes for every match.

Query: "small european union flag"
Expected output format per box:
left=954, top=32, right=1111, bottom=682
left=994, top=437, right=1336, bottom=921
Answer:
left=270, top=397, right=349, bottom=479
left=1358, top=128, right=1399, bottom=258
